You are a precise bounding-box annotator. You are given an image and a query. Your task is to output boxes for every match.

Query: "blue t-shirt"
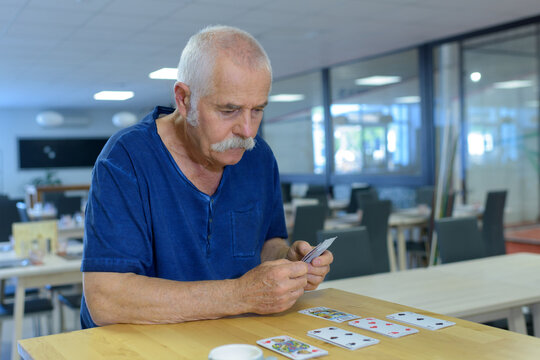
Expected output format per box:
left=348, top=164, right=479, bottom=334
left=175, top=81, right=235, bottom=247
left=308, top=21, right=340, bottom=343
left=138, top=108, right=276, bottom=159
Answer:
left=80, top=106, right=287, bottom=328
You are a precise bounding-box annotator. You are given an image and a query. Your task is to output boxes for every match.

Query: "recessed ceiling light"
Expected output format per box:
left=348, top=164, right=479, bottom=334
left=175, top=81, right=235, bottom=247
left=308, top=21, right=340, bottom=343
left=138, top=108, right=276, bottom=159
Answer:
left=355, top=76, right=402, bottom=86
left=395, top=96, right=420, bottom=104
left=268, top=94, right=305, bottom=102
left=93, top=91, right=134, bottom=101
left=149, top=67, right=177, bottom=80
left=493, top=80, right=533, bottom=89
left=470, top=72, right=482, bottom=82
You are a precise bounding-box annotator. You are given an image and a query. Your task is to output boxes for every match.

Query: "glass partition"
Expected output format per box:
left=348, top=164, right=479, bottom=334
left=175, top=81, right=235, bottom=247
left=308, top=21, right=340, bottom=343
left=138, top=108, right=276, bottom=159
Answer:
left=262, top=71, right=325, bottom=175
left=329, top=50, right=422, bottom=176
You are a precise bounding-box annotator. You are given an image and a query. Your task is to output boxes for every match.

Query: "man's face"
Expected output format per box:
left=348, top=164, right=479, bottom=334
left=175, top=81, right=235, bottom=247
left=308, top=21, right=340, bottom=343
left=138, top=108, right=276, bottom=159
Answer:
left=189, top=57, right=271, bottom=168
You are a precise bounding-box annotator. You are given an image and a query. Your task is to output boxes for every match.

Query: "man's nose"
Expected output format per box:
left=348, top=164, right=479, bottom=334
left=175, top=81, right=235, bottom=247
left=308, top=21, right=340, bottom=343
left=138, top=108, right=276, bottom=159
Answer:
left=234, top=110, right=254, bottom=138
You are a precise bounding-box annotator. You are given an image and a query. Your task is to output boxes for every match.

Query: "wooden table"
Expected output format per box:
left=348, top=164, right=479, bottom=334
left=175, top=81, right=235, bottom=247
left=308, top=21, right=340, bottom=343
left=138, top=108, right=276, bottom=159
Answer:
left=18, top=288, right=540, bottom=360
left=319, top=253, right=540, bottom=337
left=0, top=251, right=82, bottom=360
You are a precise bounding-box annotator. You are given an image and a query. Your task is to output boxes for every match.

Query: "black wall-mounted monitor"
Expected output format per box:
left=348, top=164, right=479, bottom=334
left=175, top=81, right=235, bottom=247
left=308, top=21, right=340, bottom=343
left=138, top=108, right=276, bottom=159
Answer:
left=18, top=138, right=109, bottom=169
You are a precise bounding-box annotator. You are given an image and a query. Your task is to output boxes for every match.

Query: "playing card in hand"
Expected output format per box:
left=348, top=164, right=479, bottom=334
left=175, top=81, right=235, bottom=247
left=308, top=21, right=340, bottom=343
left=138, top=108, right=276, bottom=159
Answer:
left=302, top=237, right=336, bottom=263
left=256, top=335, right=328, bottom=359
left=307, top=326, right=379, bottom=350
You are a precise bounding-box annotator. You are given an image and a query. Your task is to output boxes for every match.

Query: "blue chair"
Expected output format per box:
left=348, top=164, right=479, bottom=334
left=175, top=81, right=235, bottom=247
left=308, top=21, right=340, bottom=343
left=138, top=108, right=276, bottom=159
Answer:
left=360, top=200, right=392, bottom=273
left=291, top=204, right=327, bottom=246
left=435, top=216, right=485, bottom=263
left=317, top=226, right=375, bottom=280
left=482, top=190, right=507, bottom=257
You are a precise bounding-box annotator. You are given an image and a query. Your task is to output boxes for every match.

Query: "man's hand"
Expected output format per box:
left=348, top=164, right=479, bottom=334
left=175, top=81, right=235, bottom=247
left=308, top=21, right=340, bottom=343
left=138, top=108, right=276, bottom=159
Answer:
left=237, top=259, right=308, bottom=314
left=287, top=241, right=333, bottom=291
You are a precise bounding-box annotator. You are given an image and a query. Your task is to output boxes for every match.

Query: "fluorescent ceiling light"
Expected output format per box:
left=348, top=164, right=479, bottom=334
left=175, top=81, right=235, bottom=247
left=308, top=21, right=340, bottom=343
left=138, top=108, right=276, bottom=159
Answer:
left=93, top=91, right=134, bottom=101
left=149, top=67, right=177, bottom=80
left=355, top=76, right=401, bottom=86
left=493, top=80, right=533, bottom=89
left=395, top=96, right=420, bottom=104
left=268, top=94, right=305, bottom=102
left=470, top=72, right=482, bottom=82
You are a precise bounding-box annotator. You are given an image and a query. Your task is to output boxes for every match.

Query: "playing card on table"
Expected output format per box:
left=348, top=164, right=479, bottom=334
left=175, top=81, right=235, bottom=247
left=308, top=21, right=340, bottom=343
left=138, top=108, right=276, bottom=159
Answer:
left=256, top=335, right=328, bottom=359
left=387, top=311, right=455, bottom=330
left=299, top=307, right=361, bottom=323
left=302, top=237, right=336, bottom=263
left=307, top=326, right=379, bottom=350
left=348, top=317, right=419, bottom=338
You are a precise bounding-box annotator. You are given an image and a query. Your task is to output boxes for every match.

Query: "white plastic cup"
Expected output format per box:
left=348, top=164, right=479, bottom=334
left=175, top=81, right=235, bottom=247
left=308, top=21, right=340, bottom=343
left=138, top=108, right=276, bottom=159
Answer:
left=208, top=344, right=263, bottom=360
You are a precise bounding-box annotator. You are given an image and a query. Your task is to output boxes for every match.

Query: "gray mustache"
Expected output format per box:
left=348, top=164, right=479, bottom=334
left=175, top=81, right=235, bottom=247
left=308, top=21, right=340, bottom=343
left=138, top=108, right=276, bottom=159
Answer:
left=211, top=136, right=256, bottom=152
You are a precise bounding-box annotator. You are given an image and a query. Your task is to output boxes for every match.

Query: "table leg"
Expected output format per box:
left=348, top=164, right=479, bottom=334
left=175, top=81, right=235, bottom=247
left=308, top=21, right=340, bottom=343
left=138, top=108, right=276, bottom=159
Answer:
left=12, top=280, right=26, bottom=360
left=531, top=303, right=540, bottom=337
left=507, top=307, right=527, bottom=335
left=397, top=227, right=406, bottom=271
left=387, top=230, right=397, bottom=272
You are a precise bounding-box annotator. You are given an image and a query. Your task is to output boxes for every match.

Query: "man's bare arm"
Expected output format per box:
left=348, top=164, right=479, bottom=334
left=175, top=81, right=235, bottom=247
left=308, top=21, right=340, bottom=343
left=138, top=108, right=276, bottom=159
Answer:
left=84, top=258, right=308, bottom=326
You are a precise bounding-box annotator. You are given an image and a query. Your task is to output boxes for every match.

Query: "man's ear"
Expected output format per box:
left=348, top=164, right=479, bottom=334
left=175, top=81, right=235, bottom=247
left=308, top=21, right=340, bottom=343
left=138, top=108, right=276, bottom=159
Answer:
left=174, top=82, right=191, bottom=118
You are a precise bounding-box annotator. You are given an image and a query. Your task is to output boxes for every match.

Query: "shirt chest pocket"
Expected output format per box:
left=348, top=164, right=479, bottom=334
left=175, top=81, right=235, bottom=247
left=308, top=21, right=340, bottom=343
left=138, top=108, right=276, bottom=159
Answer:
left=230, top=203, right=262, bottom=257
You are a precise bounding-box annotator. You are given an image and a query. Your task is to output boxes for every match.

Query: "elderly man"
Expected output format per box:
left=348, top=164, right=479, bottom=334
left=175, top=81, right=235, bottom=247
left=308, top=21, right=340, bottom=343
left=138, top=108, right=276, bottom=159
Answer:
left=81, top=25, right=333, bottom=328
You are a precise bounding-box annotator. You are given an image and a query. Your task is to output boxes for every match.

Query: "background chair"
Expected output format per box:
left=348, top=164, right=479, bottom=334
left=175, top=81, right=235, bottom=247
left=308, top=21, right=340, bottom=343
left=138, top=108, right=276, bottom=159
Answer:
left=416, top=186, right=434, bottom=207
left=280, top=182, right=292, bottom=204
left=346, top=186, right=378, bottom=214
left=0, top=197, right=22, bottom=242
left=435, top=216, right=485, bottom=264
left=317, top=226, right=374, bottom=280
left=482, top=190, right=507, bottom=257
left=291, top=204, right=326, bottom=246
left=407, top=191, right=456, bottom=267
left=360, top=200, right=392, bottom=274
left=305, top=185, right=329, bottom=215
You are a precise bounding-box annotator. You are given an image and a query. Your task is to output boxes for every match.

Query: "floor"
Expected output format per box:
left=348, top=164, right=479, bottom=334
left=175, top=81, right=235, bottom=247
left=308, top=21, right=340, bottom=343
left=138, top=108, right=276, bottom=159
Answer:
left=505, top=224, right=540, bottom=254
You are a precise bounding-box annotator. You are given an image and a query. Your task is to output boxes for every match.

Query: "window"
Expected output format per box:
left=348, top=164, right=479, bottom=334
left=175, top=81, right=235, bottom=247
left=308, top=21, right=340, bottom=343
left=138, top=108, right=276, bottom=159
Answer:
left=329, top=50, right=422, bottom=176
left=262, top=72, right=325, bottom=175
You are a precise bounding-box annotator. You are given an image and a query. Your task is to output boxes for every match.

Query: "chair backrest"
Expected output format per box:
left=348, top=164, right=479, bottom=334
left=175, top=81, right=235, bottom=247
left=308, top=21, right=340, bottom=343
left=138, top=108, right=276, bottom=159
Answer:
left=435, top=216, right=485, bottom=264
left=0, top=198, right=22, bottom=242
left=360, top=200, right=392, bottom=273
left=280, top=182, right=292, bottom=204
left=16, top=202, right=30, bottom=222
left=317, top=226, right=374, bottom=280
left=305, top=185, right=329, bottom=214
left=347, top=187, right=378, bottom=213
left=482, top=190, right=507, bottom=256
left=416, top=186, right=434, bottom=207
left=292, top=204, right=327, bottom=246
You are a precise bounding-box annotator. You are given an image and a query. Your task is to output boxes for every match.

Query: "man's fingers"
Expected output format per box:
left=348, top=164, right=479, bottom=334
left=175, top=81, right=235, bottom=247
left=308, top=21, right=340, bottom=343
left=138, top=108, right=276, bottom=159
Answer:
left=311, top=250, right=333, bottom=267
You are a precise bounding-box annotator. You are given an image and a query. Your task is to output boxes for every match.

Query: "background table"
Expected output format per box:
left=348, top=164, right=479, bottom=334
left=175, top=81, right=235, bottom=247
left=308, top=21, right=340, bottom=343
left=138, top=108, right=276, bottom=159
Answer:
left=319, top=253, right=540, bottom=336
left=0, top=251, right=82, bottom=360
left=19, top=288, right=540, bottom=360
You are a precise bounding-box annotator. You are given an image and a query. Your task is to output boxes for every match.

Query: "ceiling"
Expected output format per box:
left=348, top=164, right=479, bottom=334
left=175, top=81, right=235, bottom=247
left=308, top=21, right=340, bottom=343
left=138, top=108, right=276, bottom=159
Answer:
left=1, top=0, right=539, bottom=110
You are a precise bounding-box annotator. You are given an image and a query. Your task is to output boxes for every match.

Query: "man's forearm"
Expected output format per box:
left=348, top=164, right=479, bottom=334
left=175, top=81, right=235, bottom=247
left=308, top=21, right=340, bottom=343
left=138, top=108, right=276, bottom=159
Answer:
left=84, top=272, right=246, bottom=326
left=260, top=237, right=290, bottom=262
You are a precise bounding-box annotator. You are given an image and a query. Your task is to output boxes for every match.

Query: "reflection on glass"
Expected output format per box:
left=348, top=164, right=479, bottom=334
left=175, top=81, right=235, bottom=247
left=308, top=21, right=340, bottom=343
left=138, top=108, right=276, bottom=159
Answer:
left=434, top=25, right=540, bottom=224
left=262, top=72, right=325, bottom=175
left=329, top=50, right=422, bottom=175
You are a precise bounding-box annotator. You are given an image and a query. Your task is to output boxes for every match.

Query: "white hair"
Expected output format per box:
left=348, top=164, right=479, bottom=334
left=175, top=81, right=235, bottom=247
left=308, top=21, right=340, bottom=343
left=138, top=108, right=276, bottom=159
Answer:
left=176, top=25, right=272, bottom=126
left=211, top=136, right=256, bottom=153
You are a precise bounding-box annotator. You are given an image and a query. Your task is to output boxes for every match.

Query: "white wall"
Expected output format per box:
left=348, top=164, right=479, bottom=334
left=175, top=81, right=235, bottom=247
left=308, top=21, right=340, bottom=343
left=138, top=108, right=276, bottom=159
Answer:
left=0, top=107, right=151, bottom=198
